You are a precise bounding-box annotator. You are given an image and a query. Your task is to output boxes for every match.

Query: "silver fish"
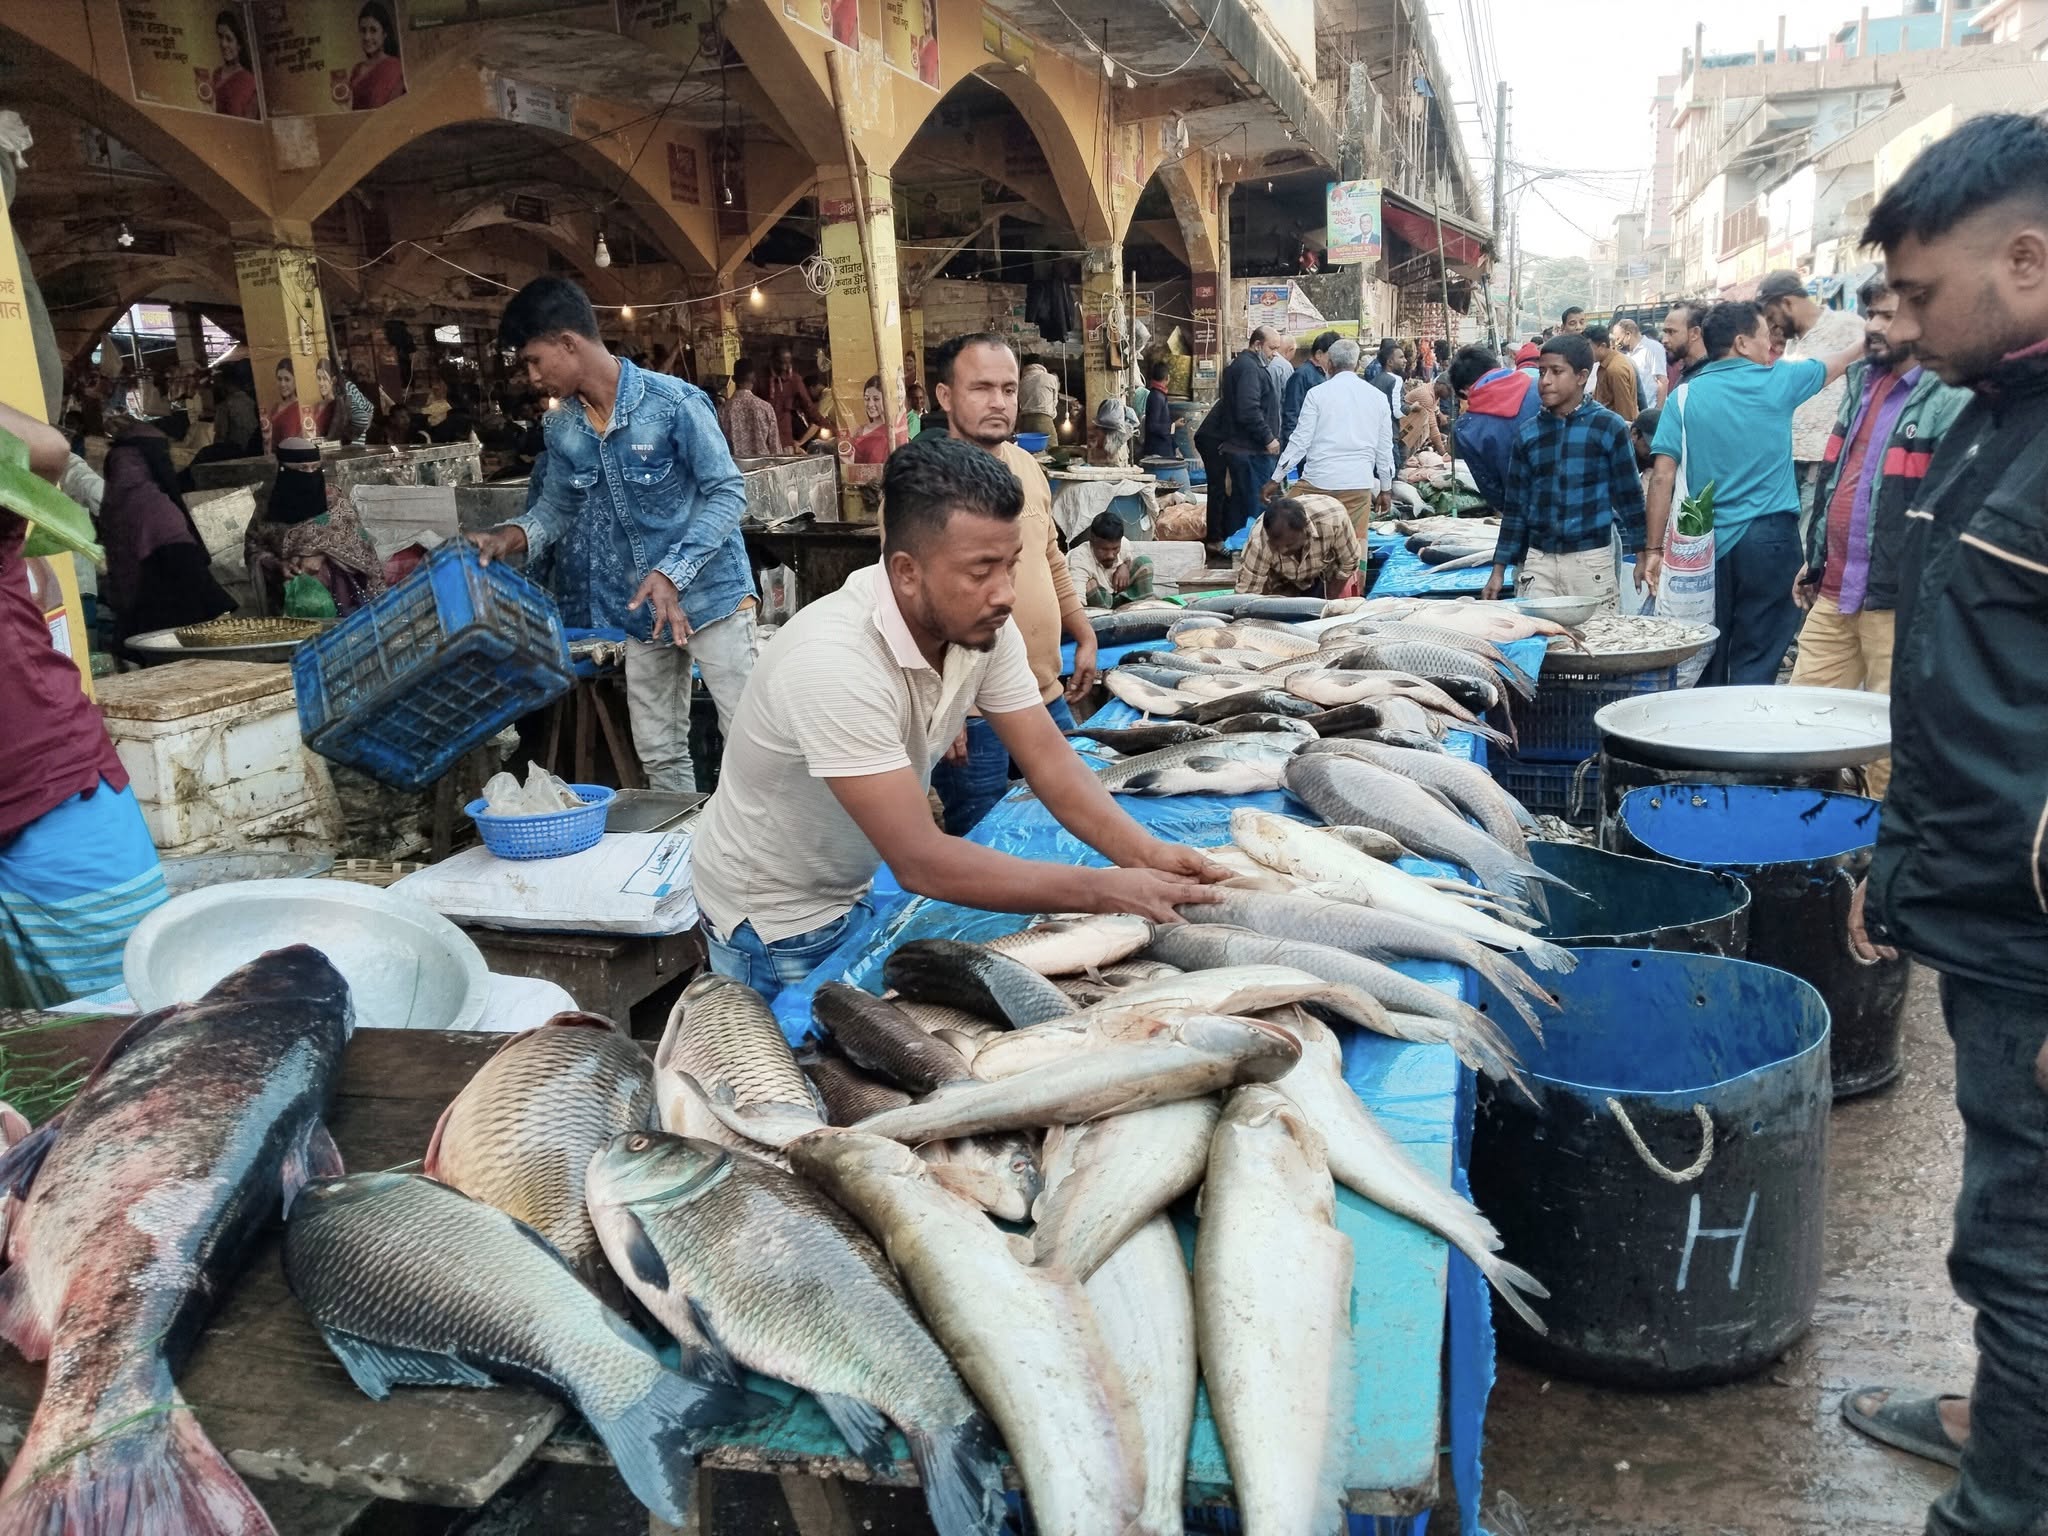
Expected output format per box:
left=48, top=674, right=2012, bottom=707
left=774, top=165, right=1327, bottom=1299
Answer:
left=1031, top=1096, right=1219, bottom=1279
left=882, top=938, right=1074, bottom=1029
left=1263, top=1010, right=1549, bottom=1333
left=985, top=914, right=1154, bottom=976
left=851, top=1013, right=1300, bottom=1144
left=655, top=973, right=821, bottom=1151
left=1284, top=754, right=1569, bottom=911
left=585, top=1132, right=1007, bottom=1536
left=789, top=1132, right=1148, bottom=1535
left=1085, top=1215, right=1197, bottom=1536
left=1195, top=1087, right=1354, bottom=1536
left=917, top=1131, right=1043, bottom=1222
left=1093, top=736, right=1304, bottom=796
left=1299, top=738, right=1535, bottom=855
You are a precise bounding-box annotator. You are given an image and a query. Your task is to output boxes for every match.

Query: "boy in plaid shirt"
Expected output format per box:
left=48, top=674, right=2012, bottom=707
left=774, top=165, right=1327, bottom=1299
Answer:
left=1484, top=333, right=1644, bottom=611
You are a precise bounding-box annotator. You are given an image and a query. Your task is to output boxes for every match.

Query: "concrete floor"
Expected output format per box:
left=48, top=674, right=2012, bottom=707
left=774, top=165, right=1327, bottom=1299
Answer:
left=1479, top=962, right=1971, bottom=1536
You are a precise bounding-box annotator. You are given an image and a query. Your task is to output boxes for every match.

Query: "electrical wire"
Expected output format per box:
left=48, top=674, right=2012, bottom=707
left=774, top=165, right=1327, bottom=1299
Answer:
left=1034, top=0, right=1223, bottom=80
left=313, top=238, right=804, bottom=313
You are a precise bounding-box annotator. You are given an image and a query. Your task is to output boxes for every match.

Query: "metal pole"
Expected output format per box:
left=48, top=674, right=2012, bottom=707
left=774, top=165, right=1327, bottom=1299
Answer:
left=827, top=51, right=902, bottom=437
left=1491, top=80, right=1509, bottom=348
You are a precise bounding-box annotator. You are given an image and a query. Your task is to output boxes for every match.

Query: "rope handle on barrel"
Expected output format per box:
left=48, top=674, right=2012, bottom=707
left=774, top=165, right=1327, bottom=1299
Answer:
left=1605, top=1099, right=1715, bottom=1183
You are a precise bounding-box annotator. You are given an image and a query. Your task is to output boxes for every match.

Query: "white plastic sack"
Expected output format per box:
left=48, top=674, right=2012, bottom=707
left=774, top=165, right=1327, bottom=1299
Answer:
left=1656, top=382, right=1717, bottom=686
left=392, top=831, right=698, bottom=936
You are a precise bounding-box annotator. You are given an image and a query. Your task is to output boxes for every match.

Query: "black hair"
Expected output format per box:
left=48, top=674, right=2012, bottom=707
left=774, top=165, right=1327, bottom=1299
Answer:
left=214, top=9, right=251, bottom=66
left=1702, top=300, right=1764, bottom=361
left=881, top=433, right=1024, bottom=558
left=1266, top=498, right=1309, bottom=536
left=1448, top=345, right=1500, bottom=394
left=732, top=358, right=756, bottom=388
left=1864, top=112, right=2048, bottom=251
left=1539, top=334, right=1595, bottom=374
left=929, top=332, right=1012, bottom=388
left=1857, top=268, right=1892, bottom=310
left=1562, top=305, right=1585, bottom=323
left=863, top=373, right=883, bottom=391
left=1665, top=300, right=1705, bottom=332
left=358, top=1, right=400, bottom=52
left=1376, top=338, right=1404, bottom=366
left=1249, top=326, right=1273, bottom=346
left=1088, top=511, right=1126, bottom=542
left=1310, top=330, right=1341, bottom=357
left=499, top=276, right=599, bottom=350
left=1632, top=405, right=1662, bottom=441
left=1146, top=360, right=1170, bottom=383
left=1584, top=323, right=1611, bottom=346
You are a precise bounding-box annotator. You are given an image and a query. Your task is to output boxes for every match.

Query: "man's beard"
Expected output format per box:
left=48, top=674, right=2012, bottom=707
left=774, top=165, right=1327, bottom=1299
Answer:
left=962, top=419, right=1011, bottom=448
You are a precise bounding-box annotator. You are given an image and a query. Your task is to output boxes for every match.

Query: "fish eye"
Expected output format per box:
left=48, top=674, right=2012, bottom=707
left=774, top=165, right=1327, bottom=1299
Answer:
left=629, top=1134, right=651, bottom=1151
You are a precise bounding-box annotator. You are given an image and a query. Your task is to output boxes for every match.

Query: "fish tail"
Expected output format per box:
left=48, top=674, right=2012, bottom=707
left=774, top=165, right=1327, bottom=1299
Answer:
left=1481, top=1254, right=1552, bottom=1336
left=906, top=1415, right=1008, bottom=1536
left=0, top=1390, right=277, bottom=1536
left=1460, top=948, right=1554, bottom=1038
left=1496, top=656, right=1539, bottom=698
left=582, top=1364, right=750, bottom=1525
left=1518, top=937, right=1580, bottom=974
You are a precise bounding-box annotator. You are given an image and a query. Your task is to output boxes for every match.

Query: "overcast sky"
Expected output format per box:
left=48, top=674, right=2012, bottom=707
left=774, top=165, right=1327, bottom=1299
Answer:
left=1433, top=0, right=1882, bottom=258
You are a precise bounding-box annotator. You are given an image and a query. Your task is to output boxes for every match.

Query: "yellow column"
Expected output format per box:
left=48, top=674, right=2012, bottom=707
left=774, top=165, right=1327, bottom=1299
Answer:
left=230, top=220, right=330, bottom=441
left=818, top=165, right=904, bottom=519
left=1081, top=243, right=1128, bottom=463
left=906, top=303, right=926, bottom=399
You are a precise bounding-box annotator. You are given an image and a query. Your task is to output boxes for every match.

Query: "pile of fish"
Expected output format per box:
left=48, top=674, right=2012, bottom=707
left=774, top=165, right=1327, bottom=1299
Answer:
left=1389, top=516, right=1503, bottom=572
left=1084, top=607, right=1567, bottom=776
left=1561, top=611, right=1714, bottom=657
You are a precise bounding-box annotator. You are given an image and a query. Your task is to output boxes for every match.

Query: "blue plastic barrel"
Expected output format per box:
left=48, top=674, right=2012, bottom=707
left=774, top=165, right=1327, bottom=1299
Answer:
left=1142, top=455, right=1191, bottom=491
left=1614, top=784, right=1909, bottom=1097
left=1471, top=948, right=1831, bottom=1386
left=1529, top=842, right=1751, bottom=955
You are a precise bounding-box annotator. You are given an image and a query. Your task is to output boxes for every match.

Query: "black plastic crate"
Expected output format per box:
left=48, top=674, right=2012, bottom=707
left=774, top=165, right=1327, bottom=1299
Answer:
left=1491, top=754, right=1600, bottom=828
left=1511, top=664, right=1680, bottom=763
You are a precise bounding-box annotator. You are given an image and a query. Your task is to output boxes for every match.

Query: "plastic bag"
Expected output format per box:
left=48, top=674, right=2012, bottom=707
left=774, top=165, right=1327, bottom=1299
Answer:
left=1657, top=384, right=1717, bottom=685
left=284, top=573, right=338, bottom=619
left=759, top=564, right=799, bottom=624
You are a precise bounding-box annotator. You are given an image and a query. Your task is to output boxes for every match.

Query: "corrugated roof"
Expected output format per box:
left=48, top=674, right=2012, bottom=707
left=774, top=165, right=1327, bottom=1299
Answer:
left=1817, top=59, right=2048, bottom=170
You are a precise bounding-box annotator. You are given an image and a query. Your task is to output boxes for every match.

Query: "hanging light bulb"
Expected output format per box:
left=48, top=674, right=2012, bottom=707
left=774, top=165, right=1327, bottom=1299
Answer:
left=749, top=284, right=764, bottom=307
left=116, top=221, right=135, bottom=249
left=722, top=182, right=734, bottom=207
left=594, top=232, right=612, bottom=269
left=620, top=304, right=635, bottom=320
left=1265, top=180, right=1274, bottom=194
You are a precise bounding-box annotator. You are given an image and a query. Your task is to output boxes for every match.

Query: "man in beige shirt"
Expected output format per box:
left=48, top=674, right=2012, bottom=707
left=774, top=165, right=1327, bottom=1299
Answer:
left=691, top=434, right=1224, bottom=999
left=926, top=332, right=1100, bottom=833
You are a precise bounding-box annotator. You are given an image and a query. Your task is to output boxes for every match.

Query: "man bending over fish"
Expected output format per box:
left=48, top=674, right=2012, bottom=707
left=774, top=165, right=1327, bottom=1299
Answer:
left=691, top=434, right=1228, bottom=1000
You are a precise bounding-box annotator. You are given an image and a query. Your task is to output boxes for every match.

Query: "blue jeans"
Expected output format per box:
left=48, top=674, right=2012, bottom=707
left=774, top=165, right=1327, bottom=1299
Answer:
left=930, top=696, right=1076, bottom=836
left=1927, top=973, right=2048, bottom=1536
left=1701, top=512, right=1804, bottom=687
left=703, top=899, right=874, bottom=1004
left=1220, top=450, right=1276, bottom=541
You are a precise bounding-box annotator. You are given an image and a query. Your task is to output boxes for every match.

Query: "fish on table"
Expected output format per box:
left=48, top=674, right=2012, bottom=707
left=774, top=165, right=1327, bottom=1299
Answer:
left=586, top=1132, right=1008, bottom=1536
left=813, top=983, right=974, bottom=1094
left=984, top=913, right=1153, bottom=977
left=1085, top=1214, right=1197, bottom=1536
left=881, top=938, right=1075, bottom=1029
left=1030, top=1096, right=1220, bottom=1280
left=0, top=944, right=353, bottom=1536
left=655, top=973, right=825, bottom=1154
left=1091, top=736, right=1306, bottom=797
left=421, top=1011, right=653, bottom=1269
left=284, top=1171, right=764, bottom=1525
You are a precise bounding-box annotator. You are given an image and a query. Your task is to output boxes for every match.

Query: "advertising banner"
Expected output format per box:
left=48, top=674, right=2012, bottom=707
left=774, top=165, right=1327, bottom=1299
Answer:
left=617, top=0, right=720, bottom=64
left=785, top=0, right=860, bottom=50
left=253, top=0, right=407, bottom=117
left=120, top=1, right=264, bottom=119
left=1325, top=179, right=1383, bottom=267
left=881, top=0, right=939, bottom=85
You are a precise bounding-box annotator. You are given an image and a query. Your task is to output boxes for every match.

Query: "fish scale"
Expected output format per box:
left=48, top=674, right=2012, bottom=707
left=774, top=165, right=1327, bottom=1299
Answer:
left=285, top=1171, right=756, bottom=1525
left=586, top=1134, right=1006, bottom=1536
left=659, top=973, right=818, bottom=1112
left=423, top=1014, right=653, bottom=1268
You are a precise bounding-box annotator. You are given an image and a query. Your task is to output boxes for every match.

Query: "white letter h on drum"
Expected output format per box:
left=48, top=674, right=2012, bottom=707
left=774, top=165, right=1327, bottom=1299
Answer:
left=1675, top=1191, right=1759, bottom=1293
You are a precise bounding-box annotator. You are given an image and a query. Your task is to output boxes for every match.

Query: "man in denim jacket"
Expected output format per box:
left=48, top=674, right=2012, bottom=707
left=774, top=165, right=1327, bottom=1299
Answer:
left=471, top=278, right=756, bottom=791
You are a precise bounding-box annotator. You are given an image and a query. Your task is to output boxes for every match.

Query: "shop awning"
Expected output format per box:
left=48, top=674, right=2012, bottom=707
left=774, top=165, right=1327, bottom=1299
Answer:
left=1382, top=193, right=1493, bottom=268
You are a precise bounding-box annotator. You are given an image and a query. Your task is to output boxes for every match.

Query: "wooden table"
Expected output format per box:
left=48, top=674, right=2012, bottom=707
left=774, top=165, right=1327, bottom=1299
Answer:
left=455, top=927, right=704, bottom=1031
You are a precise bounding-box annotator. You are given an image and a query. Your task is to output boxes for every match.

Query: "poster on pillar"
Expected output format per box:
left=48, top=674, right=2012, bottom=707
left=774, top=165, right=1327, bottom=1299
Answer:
left=1324, top=180, right=1383, bottom=267
left=819, top=185, right=906, bottom=506
left=618, top=0, right=720, bottom=64
left=251, top=0, right=408, bottom=117
left=785, top=0, right=861, bottom=51
left=880, top=0, right=940, bottom=86
left=235, top=243, right=328, bottom=445
left=118, top=1, right=265, bottom=119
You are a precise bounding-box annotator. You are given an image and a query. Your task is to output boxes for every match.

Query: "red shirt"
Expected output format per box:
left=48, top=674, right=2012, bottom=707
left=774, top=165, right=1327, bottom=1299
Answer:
left=0, top=515, right=128, bottom=839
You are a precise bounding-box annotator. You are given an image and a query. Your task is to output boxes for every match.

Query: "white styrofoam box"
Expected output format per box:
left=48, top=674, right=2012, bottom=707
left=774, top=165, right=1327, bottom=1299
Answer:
left=147, top=788, right=340, bottom=861
left=109, top=699, right=318, bottom=849
left=1129, top=540, right=1207, bottom=581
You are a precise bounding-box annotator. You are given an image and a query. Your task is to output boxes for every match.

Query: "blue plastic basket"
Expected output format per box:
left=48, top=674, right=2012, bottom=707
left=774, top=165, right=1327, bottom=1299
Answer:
left=1510, top=664, right=1680, bottom=763
left=464, top=784, right=615, bottom=860
left=294, top=543, right=574, bottom=791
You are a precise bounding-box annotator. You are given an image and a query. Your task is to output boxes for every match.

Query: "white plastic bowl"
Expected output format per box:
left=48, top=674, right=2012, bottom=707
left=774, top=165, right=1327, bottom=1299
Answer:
left=1512, top=594, right=1604, bottom=626
left=124, top=879, right=491, bottom=1032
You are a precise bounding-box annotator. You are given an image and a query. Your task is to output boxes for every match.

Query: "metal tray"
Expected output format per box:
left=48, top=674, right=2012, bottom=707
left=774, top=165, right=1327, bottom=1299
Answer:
left=1544, top=624, right=1719, bottom=677
left=1594, top=685, right=1891, bottom=770
left=605, top=788, right=706, bottom=833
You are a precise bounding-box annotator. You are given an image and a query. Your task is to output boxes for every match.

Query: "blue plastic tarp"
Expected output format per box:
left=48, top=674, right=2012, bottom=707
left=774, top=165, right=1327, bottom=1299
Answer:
left=1372, top=543, right=1511, bottom=597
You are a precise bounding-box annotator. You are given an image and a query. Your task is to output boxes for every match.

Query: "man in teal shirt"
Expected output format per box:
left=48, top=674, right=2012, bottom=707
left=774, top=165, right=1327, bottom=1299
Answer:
left=1645, top=300, right=1862, bottom=685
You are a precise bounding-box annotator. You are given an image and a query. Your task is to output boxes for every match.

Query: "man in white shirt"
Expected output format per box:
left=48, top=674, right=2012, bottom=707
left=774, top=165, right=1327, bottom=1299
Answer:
left=1265, top=335, right=1296, bottom=404
left=1760, top=269, right=1871, bottom=510
left=691, top=433, right=1225, bottom=1000
left=1614, top=318, right=1667, bottom=407
left=1264, top=338, right=1395, bottom=530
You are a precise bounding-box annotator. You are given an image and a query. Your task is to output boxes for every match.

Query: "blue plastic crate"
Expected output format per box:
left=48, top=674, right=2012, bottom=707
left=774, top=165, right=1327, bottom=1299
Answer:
left=1510, top=663, right=1680, bottom=763
left=294, top=542, right=574, bottom=791
left=1491, top=754, right=1600, bottom=827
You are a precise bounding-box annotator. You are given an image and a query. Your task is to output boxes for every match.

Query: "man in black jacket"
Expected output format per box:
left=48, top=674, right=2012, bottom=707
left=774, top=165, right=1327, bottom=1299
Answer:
left=1195, top=328, right=1281, bottom=546
left=1840, top=112, right=2048, bottom=1536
